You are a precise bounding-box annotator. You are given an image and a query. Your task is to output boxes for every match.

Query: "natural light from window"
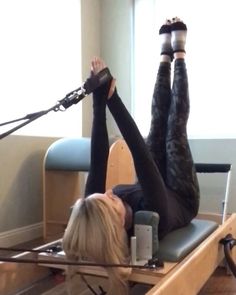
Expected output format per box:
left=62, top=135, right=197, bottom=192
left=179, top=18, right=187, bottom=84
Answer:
left=134, top=0, right=236, bottom=139
left=0, top=0, right=82, bottom=137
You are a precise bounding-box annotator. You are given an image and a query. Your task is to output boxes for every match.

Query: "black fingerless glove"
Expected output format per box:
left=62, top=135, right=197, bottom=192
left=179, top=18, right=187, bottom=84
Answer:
left=92, top=69, right=113, bottom=106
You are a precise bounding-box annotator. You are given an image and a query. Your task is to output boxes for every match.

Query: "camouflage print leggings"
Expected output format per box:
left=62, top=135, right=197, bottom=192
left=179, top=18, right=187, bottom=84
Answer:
left=146, top=59, right=200, bottom=215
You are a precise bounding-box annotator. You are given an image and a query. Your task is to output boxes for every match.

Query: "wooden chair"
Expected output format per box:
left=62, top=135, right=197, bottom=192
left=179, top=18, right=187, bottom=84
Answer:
left=43, top=137, right=90, bottom=241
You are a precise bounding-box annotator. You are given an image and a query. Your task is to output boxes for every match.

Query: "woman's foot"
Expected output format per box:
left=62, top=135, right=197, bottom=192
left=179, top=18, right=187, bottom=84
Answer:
left=159, top=19, right=172, bottom=62
left=171, top=17, right=187, bottom=59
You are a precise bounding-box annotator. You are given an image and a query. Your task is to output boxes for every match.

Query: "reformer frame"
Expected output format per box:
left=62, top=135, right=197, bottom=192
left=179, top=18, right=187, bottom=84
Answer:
left=0, top=138, right=236, bottom=295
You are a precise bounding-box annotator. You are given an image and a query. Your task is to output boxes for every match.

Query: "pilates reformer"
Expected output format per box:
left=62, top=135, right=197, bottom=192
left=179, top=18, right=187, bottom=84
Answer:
left=1, top=138, right=236, bottom=295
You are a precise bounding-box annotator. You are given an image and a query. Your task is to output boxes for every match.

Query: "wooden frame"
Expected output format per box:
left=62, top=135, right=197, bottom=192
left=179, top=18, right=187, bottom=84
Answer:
left=43, top=169, right=81, bottom=242
left=0, top=240, right=56, bottom=295
left=35, top=213, right=236, bottom=295
left=1, top=213, right=233, bottom=295
left=0, top=213, right=236, bottom=295
left=106, top=139, right=136, bottom=189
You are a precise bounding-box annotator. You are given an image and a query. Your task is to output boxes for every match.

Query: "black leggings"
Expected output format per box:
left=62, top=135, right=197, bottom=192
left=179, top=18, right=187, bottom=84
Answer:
left=85, top=59, right=200, bottom=235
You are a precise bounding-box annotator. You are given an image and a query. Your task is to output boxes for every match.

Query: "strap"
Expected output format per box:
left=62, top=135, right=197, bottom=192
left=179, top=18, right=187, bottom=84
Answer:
left=220, top=234, right=236, bottom=277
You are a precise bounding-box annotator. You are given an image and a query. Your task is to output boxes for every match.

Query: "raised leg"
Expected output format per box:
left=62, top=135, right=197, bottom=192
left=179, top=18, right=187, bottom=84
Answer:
left=145, top=61, right=171, bottom=179
left=146, top=20, right=172, bottom=180
left=166, top=57, right=199, bottom=215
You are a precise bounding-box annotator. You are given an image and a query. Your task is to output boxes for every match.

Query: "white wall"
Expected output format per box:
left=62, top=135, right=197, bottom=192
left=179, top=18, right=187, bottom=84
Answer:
left=80, top=0, right=101, bottom=137
left=0, top=0, right=102, bottom=235
left=100, top=0, right=133, bottom=136
left=0, top=0, right=82, bottom=138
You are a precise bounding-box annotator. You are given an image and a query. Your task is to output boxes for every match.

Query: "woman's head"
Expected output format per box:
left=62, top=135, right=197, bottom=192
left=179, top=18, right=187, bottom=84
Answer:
left=62, top=192, right=131, bottom=294
left=90, top=190, right=126, bottom=225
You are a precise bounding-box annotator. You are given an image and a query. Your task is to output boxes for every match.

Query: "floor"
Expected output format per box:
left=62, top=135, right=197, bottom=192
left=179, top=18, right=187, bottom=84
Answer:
left=199, top=267, right=236, bottom=295
left=2, top=238, right=236, bottom=295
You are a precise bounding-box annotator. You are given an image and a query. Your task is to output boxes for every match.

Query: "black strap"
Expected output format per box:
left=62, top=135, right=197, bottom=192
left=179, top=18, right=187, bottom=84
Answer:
left=220, top=234, right=236, bottom=277
left=80, top=275, right=106, bottom=295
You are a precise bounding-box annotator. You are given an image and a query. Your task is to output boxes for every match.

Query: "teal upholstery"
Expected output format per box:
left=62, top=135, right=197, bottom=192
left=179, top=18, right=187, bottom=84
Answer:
left=45, top=137, right=91, bottom=171
left=158, top=219, right=218, bottom=262
left=44, top=136, right=119, bottom=171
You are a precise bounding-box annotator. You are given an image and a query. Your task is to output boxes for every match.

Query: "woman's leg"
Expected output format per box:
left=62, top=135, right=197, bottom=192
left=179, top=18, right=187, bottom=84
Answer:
left=146, top=21, right=172, bottom=180
left=165, top=20, right=200, bottom=215
left=84, top=71, right=110, bottom=197
left=146, top=62, right=171, bottom=179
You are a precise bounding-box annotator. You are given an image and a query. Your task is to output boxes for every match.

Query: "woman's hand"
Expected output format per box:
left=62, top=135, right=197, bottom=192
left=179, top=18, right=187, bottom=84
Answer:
left=91, top=56, right=116, bottom=99
left=91, top=56, right=106, bottom=75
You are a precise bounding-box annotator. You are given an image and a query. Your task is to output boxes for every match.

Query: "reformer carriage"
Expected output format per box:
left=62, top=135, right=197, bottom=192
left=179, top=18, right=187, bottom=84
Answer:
left=1, top=138, right=236, bottom=295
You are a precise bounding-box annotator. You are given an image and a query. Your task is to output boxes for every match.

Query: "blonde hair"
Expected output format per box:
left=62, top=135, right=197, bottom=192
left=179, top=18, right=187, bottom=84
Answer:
left=62, top=196, right=131, bottom=295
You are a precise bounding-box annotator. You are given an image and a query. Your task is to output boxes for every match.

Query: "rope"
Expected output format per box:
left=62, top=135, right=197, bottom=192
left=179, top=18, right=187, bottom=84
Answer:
left=0, top=246, right=61, bottom=254
left=0, top=255, right=163, bottom=270
left=220, top=234, right=236, bottom=277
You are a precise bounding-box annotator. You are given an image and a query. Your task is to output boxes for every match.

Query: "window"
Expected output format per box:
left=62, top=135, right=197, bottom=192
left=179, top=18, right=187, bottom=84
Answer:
left=0, top=0, right=82, bottom=137
left=134, top=0, right=236, bottom=139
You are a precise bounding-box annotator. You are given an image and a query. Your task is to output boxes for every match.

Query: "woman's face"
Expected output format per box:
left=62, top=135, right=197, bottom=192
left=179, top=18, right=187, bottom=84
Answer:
left=88, top=191, right=126, bottom=226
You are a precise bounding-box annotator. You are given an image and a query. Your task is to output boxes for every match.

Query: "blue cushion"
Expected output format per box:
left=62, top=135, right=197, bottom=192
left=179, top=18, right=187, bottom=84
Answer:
left=45, top=137, right=91, bottom=171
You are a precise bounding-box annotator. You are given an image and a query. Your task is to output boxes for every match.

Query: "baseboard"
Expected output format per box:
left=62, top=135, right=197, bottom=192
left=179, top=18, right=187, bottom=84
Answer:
left=0, top=222, right=43, bottom=247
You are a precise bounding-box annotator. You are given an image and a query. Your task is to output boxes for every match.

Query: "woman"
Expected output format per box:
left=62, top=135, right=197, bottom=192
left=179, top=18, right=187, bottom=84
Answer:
left=63, top=18, right=200, bottom=295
